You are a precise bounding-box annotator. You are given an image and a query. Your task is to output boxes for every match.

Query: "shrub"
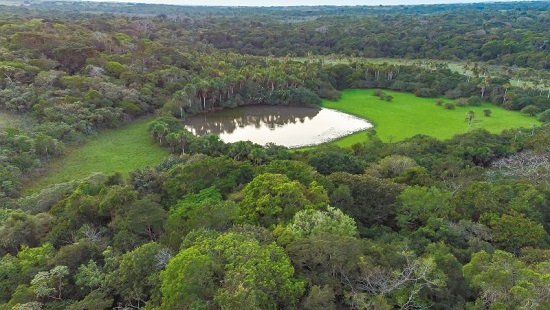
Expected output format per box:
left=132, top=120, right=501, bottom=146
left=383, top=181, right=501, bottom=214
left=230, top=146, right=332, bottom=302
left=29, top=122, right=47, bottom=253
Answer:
left=467, top=96, right=482, bottom=106
left=373, top=89, right=385, bottom=98
left=455, top=98, right=467, bottom=107
left=414, top=88, right=438, bottom=98
left=539, top=109, right=550, bottom=122
left=521, top=105, right=540, bottom=117
left=444, top=103, right=455, bottom=110
left=483, top=109, right=492, bottom=117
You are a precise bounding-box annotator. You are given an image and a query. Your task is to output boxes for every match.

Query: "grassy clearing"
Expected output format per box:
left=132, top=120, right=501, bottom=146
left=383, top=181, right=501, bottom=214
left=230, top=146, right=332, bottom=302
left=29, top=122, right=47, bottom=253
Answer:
left=26, top=117, right=170, bottom=193
left=323, top=89, right=541, bottom=145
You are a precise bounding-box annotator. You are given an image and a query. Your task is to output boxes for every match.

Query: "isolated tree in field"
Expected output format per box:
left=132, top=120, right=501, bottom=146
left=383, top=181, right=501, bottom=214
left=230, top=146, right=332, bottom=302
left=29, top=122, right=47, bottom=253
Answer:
left=465, top=110, right=477, bottom=131
left=521, top=105, right=540, bottom=117
left=502, top=83, right=511, bottom=103
left=478, top=79, right=488, bottom=98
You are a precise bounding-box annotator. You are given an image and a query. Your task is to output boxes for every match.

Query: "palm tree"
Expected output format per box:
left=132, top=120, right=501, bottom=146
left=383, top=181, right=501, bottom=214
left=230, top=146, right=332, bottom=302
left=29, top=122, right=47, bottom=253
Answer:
left=466, top=111, right=477, bottom=132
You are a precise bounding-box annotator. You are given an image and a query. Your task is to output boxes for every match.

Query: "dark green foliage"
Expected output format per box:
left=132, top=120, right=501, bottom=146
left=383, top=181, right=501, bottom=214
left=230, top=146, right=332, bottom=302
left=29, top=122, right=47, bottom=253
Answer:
left=163, top=187, right=238, bottom=250
left=328, top=172, right=405, bottom=230
left=162, top=155, right=254, bottom=204
left=539, top=109, right=550, bottom=122
left=307, top=145, right=363, bottom=175
left=521, top=105, right=541, bottom=117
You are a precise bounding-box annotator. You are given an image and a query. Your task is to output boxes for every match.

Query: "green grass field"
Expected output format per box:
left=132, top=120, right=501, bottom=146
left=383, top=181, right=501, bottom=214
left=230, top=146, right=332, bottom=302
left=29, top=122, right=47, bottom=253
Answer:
left=323, top=89, right=541, bottom=146
left=26, top=117, right=170, bottom=193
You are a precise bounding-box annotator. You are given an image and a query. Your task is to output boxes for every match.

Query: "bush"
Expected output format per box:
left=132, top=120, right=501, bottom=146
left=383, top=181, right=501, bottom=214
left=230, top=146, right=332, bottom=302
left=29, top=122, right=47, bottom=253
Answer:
left=318, top=88, right=341, bottom=101
left=483, top=109, right=492, bottom=117
left=521, top=105, right=540, bottom=117
left=444, top=103, right=455, bottom=110
left=414, top=88, right=438, bottom=98
left=373, top=89, right=385, bottom=98
left=455, top=98, right=467, bottom=107
left=467, top=96, right=482, bottom=106
left=435, top=100, right=443, bottom=106
left=538, top=109, right=550, bottom=122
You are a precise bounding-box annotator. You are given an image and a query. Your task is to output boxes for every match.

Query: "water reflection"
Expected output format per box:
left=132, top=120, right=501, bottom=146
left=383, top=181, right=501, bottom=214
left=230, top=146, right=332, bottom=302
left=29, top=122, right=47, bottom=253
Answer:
left=184, top=105, right=372, bottom=148
left=185, top=106, right=321, bottom=136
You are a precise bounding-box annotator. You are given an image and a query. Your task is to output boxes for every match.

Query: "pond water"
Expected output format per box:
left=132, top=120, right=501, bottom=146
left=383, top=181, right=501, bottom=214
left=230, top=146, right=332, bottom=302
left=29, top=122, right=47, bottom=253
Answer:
left=183, top=105, right=372, bottom=148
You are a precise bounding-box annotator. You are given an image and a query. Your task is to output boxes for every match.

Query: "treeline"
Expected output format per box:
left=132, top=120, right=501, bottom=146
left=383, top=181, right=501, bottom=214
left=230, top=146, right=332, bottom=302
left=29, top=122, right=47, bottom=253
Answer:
left=186, top=4, right=550, bottom=69
left=23, top=1, right=550, bottom=25
left=1, top=116, right=549, bottom=308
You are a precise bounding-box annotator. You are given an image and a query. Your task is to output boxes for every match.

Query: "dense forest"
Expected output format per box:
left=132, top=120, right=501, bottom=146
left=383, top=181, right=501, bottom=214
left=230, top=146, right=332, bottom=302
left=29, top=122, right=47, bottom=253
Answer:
left=1, top=1, right=550, bottom=309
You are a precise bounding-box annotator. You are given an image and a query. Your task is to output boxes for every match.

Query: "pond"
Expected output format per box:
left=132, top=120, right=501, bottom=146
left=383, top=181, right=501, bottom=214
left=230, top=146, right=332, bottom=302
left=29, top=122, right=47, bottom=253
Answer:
left=183, top=105, right=372, bottom=148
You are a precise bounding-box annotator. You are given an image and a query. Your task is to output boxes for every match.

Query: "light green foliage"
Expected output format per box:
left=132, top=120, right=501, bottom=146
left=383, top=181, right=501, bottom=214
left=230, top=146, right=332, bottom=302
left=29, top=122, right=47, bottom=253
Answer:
left=452, top=181, right=547, bottom=222
left=396, top=186, right=454, bottom=230
left=323, top=89, right=541, bottom=144
left=159, top=246, right=216, bottom=309
left=239, top=173, right=327, bottom=227
left=486, top=211, right=548, bottom=252
left=104, top=61, right=126, bottom=78
left=353, top=249, right=447, bottom=309
left=302, top=285, right=336, bottom=310
left=160, top=232, right=304, bottom=309
left=12, top=302, right=43, bottom=310
left=370, top=155, right=418, bottom=178
left=256, top=159, right=320, bottom=185
left=74, top=260, right=107, bottom=292
left=112, top=242, right=165, bottom=306
left=164, top=186, right=238, bottom=250
left=463, top=250, right=550, bottom=309
left=285, top=206, right=357, bottom=239
left=30, top=265, right=69, bottom=300
left=66, top=290, right=113, bottom=310
left=18, top=181, right=77, bottom=214
left=17, top=243, right=55, bottom=280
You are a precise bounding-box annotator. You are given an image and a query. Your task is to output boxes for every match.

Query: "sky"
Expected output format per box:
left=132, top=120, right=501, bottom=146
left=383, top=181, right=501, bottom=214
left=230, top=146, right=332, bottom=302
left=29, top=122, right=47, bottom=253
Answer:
left=84, top=0, right=536, bottom=7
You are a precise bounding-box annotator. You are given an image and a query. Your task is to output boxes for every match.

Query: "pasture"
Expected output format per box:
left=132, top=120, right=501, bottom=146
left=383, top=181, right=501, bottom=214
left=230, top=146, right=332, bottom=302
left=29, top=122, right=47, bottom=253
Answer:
left=26, top=117, right=169, bottom=193
left=323, top=89, right=541, bottom=146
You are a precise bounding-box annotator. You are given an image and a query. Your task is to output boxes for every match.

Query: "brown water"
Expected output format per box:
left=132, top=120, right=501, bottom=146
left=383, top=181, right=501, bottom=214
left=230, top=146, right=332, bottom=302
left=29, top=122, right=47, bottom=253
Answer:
left=183, top=105, right=372, bottom=148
